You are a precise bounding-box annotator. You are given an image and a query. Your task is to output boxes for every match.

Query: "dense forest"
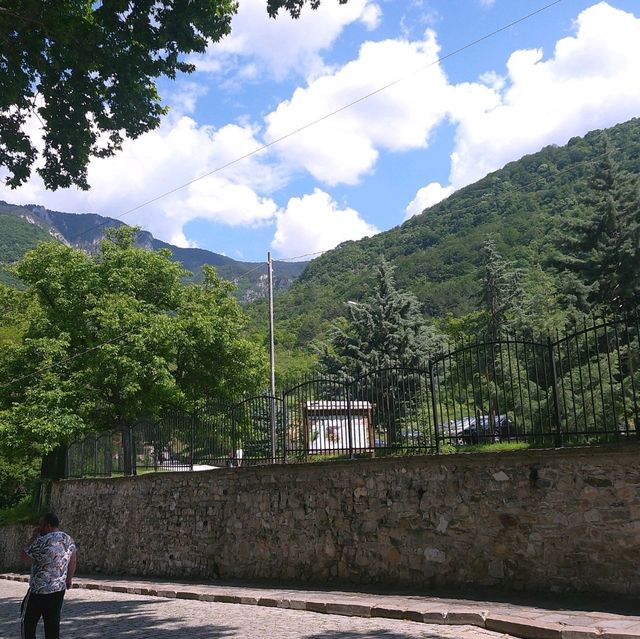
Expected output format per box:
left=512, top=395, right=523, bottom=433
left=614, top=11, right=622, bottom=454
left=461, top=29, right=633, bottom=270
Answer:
left=248, top=117, right=640, bottom=377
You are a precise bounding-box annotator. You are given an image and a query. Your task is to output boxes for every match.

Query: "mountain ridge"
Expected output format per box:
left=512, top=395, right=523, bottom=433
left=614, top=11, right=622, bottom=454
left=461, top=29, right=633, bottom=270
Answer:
left=0, top=202, right=308, bottom=301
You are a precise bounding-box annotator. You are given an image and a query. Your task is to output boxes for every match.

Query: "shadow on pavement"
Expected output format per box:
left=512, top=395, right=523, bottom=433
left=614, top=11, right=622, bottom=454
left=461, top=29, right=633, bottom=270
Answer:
left=0, top=592, right=238, bottom=639
left=303, top=632, right=447, bottom=639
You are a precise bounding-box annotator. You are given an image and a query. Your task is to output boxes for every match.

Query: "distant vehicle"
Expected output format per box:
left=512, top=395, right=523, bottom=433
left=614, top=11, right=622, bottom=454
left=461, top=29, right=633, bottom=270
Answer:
left=439, top=417, right=474, bottom=445
left=463, top=414, right=518, bottom=443
left=440, top=414, right=517, bottom=445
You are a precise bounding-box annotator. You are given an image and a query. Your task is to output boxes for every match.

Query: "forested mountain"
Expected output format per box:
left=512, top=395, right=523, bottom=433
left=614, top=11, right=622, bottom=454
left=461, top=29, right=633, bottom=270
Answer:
left=0, top=202, right=307, bottom=300
left=249, top=117, right=640, bottom=368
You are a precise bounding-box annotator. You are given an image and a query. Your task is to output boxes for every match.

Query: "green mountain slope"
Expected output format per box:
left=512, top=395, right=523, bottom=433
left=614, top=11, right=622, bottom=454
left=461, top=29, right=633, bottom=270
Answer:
left=0, top=205, right=53, bottom=285
left=254, top=118, right=640, bottom=356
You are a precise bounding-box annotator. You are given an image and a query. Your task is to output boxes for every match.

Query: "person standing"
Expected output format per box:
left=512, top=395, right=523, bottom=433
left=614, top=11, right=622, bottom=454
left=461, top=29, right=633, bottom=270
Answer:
left=20, top=512, right=77, bottom=639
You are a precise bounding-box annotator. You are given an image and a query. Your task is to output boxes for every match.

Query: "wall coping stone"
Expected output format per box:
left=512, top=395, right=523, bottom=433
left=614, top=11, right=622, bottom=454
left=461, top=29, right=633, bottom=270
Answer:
left=53, top=443, right=640, bottom=487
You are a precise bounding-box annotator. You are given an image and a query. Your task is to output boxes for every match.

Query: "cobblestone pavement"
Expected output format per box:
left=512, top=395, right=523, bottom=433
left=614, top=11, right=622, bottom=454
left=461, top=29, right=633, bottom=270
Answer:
left=0, top=580, right=514, bottom=639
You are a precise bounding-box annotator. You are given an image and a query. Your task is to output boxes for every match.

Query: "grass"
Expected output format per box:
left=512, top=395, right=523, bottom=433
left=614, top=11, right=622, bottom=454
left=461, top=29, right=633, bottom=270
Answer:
left=291, top=440, right=532, bottom=463
left=443, top=441, right=531, bottom=454
left=0, top=496, right=44, bottom=526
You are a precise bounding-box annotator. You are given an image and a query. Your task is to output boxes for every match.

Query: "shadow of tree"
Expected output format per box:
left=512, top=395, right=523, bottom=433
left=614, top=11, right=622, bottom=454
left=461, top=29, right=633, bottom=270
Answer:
left=0, top=591, right=239, bottom=639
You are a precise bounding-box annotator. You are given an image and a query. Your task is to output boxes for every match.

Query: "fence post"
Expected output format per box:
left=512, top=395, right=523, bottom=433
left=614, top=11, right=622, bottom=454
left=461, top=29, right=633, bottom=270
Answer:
left=105, top=437, right=112, bottom=477
left=281, top=390, right=288, bottom=464
left=123, top=424, right=135, bottom=476
left=190, top=407, right=195, bottom=471
left=231, top=404, right=237, bottom=466
left=346, top=382, right=354, bottom=460
left=548, top=336, right=563, bottom=447
left=270, top=395, right=277, bottom=464
left=429, top=361, right=440, bottom=454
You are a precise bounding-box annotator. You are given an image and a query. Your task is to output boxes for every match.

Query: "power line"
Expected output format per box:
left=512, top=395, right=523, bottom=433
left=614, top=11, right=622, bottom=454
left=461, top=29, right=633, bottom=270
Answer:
left=65, top=0, right=563, bottom=244
left=0, top=1, right=567, bottom=388
left=1, top=154, right=599, bottom=390
left=0, top=330, right=135, bottom=390
left=279, top=250, right=325, bottom=262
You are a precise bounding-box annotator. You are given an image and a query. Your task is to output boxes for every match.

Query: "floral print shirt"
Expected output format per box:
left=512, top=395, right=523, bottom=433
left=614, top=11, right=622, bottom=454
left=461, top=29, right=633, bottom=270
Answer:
left=25, top=531, right=76, bottom=594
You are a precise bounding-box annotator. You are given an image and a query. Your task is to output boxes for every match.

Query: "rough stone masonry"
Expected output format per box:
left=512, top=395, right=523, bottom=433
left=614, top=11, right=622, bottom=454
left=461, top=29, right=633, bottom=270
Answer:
left=2, top=445, right=639, bottom=595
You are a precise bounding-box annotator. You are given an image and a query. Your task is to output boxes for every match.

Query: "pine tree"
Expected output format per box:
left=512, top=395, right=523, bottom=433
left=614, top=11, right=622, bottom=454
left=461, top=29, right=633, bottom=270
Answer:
left=318, top=259, right=445, bottom=446
left=553, top=135, right=640, bottom=314
left=476, top=238, right=525, bottom=439
left=320, top=259, right=445, bottom=378
left=479, top=238, right=522, bottom=339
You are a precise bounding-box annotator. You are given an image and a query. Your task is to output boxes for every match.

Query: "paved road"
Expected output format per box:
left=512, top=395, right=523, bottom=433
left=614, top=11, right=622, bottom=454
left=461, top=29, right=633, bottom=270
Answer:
left=0, top=580, right=513, bottom=639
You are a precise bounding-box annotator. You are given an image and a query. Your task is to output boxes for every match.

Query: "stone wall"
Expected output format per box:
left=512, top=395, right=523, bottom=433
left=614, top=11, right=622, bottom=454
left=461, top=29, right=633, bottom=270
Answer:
left=0, top=523, right=31, bottom=572
left=2, top=446, right=639, bottom=594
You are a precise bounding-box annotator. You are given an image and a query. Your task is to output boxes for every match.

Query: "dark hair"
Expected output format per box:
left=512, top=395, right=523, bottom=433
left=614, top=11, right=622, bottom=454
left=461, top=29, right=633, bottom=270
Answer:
left=42, top=512, right=60, bottom=528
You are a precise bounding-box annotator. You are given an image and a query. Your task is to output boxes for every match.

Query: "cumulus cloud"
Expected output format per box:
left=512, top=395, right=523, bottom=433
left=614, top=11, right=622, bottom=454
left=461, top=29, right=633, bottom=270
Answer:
left=0, top=112, right=283, bottom=247
left=3, top=1, right=640, bottom=257
left=271, top=189, right=379, bottom=257
left=194, top=0, right=382, bottom=81
left=405, top=1, right=640, bottom=219
left=404, top=183, right=454, bottom=219
left=264, top=31, right=451, bottom=185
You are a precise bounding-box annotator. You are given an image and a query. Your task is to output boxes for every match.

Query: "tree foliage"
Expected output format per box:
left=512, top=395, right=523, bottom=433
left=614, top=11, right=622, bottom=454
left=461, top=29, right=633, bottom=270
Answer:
left=320, top=259, right=446, bottom=378
left=247, top=118, right=640, bottom=354
left=266, top=0, right=348, bottom=18
left=0, top=228, right=266, bottom=460
left=552, top=134, right=640, bottom=315
left=478, top=238, right=522, bottom=339
left=0, top=0, right=331, bottom=190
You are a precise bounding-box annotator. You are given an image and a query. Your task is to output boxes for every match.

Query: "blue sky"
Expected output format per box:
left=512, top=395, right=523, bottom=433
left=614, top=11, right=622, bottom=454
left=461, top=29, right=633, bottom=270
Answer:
left=2, top=0, right=640, bottom=263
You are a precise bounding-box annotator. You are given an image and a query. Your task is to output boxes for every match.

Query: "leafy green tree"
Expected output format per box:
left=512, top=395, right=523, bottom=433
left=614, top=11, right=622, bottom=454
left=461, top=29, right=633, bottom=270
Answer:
left=511, top=264, right=569, bottom=335
left=0, top=228, right=266, bottom=464
left=552, top=135, right=640, bottom=314
left=1, top=0, right=338, bottom=189
left=320, top=259, right=445, bottom=378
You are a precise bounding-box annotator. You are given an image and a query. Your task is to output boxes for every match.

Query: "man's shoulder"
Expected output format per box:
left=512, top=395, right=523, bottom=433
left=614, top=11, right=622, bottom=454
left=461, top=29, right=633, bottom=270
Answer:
left=46, top=531, right=76, bottom=547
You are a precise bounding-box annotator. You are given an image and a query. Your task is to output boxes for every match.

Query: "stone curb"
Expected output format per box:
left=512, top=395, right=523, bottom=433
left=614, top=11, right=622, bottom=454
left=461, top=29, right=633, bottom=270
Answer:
left=2, top=574, right=639, bottom=639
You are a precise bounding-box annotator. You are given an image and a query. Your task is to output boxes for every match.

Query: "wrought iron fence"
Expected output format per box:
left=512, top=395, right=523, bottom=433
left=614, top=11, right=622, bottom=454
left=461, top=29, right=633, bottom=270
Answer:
left=66, top=316, right=640, bottom=478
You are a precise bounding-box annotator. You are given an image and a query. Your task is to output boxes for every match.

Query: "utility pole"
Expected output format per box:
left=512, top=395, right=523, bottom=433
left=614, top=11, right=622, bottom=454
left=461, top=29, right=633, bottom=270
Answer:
left=267, top=252, right=277, bottom=462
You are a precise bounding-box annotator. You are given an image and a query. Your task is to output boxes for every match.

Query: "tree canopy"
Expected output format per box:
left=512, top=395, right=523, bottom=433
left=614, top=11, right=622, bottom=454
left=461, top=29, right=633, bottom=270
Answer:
left=0, top=0, right=337, bottom=190
left=0, top=227, right=266, bottom=462
left=552, top=135, right=640, bottom=315
left=320, top=259, right=446, bottom=378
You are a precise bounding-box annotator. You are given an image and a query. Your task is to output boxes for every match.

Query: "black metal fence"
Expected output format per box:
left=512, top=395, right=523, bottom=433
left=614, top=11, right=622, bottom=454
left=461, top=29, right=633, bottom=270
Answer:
left=66, top=316, right=640, bottom=477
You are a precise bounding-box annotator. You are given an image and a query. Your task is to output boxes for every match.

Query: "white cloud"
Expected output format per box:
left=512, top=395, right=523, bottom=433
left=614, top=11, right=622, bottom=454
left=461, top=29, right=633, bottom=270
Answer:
left=264, top=31, right=451, bottom=185
left=404, top=183, right=453, bottom=220
left=4, top=1, right=640, bottom=257
left=0, top=112, right=283, bottom=247
left=165, top=82, right=209, bottom=115
left=194, top=0, right=382, bottom=81
left=450, top=2, right=640, bottom=189
left=271, top=189, right=379, bottom=257
left=180, top=176, right=278, bottom=228
left=406, top=1, right=640, bottom=219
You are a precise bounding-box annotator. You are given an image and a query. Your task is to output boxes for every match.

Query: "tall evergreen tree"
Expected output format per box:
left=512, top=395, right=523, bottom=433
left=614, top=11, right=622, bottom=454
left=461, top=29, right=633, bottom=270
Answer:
left=479, top=238, right=522, bottom=339
left=320, top=259, right=445, bottom=378
left=552, top=135, right=640, bottom=314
